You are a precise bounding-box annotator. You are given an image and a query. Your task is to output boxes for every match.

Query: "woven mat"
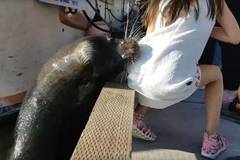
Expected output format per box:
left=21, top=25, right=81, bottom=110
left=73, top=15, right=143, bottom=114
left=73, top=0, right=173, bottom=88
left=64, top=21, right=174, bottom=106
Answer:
left=71, top=85, right=135, bottom=160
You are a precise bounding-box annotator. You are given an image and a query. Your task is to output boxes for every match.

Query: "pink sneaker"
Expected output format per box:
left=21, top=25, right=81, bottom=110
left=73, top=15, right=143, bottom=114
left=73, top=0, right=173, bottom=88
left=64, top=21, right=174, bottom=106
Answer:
left=201, top=132, right=227, bottom=159
left=132, top=112, right=157, bottom=142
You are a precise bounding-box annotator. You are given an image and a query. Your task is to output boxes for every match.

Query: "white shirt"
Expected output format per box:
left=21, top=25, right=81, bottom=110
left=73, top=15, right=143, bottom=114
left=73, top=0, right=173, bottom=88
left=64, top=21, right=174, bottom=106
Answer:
left=128, top=0, right=215, bottom=108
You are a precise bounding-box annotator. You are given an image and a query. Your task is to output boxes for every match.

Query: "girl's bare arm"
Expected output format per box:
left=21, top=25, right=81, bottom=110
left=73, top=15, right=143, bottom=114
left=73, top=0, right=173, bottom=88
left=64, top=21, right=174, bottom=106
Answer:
left=211, top=0, right=240, bottom=45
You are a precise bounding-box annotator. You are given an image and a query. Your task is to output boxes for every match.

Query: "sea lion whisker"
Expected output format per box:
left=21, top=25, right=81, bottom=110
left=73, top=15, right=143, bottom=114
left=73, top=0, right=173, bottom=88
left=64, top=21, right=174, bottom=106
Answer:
left=130, top=25, right=144, bottom=38
left=129, top=15, right=142, bottom=37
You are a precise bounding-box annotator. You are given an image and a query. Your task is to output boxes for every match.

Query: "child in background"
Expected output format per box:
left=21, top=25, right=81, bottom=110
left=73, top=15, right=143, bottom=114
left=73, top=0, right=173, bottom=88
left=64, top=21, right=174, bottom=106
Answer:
left=229, top=84, right=240, bottom=113
left=127, top=0, right=240, bottom=159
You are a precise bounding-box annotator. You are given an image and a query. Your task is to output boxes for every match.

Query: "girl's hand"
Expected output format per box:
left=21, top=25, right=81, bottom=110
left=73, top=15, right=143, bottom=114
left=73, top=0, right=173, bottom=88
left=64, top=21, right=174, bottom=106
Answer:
left=58, top=7, right=90, bottom=31
left=211, top=0, right=240, bottom=45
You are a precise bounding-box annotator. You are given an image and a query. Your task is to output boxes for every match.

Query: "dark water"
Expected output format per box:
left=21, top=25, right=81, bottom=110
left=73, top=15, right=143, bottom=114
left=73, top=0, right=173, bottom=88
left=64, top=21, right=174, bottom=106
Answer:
left=0, top=113, right=17, bottom=160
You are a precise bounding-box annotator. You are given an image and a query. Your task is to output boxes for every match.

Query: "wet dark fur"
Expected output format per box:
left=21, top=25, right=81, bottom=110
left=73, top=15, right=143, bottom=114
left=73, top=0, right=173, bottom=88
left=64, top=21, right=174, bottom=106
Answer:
left=7, top=36, right=139, bottom=160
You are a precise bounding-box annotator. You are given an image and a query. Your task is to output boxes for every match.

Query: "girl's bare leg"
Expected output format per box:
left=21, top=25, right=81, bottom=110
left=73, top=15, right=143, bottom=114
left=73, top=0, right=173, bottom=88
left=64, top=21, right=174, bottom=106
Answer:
left=133, top=104, right=157, bottom=141
left=199, top=65, right=223, bottom=135
left=135, top=104, right=149, bottom=114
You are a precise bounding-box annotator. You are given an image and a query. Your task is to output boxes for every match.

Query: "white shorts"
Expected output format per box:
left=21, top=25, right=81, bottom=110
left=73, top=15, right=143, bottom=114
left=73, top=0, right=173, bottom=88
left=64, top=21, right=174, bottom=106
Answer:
left=136, top=66, right=201, bottom=109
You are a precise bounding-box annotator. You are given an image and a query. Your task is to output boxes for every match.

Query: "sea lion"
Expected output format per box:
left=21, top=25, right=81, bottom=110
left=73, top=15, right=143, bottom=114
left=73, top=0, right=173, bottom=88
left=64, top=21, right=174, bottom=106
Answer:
left=7, top=36, right=139, bottom=160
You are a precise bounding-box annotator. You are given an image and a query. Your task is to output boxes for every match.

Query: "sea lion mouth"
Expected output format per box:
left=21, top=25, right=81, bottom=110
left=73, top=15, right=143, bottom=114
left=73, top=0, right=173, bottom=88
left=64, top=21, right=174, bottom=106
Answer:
left=117, top=46, right=127, bottom=59
left=117, top=44, right=131, bottom=60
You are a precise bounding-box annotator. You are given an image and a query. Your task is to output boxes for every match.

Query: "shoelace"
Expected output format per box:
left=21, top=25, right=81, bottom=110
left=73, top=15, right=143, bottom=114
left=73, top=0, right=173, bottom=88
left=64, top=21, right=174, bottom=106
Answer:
left=133, top=112, right=156, bottom=140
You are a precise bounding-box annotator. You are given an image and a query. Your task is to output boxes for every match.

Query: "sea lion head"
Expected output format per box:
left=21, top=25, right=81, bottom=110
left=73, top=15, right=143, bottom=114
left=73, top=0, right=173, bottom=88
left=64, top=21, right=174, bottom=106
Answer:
left=117, top=37, right=140, bottom=63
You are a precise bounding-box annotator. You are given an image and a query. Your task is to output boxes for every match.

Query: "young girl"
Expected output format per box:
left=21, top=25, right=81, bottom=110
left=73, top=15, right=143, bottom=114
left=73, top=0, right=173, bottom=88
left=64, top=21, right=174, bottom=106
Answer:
left=127, top=0, right=240, bottom=159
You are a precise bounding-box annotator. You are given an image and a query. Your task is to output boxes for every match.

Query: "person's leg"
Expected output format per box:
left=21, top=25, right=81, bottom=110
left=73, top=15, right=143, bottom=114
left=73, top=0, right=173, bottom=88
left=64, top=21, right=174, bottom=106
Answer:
left=230, top=84, right=240, bottom=112
left=199, top=65, right=223, bottom=134
left=199, top=65, right=226, bottom=159
left=133, top=104, right=157, bottom=141
left=135, top=104, right=150, bottom=114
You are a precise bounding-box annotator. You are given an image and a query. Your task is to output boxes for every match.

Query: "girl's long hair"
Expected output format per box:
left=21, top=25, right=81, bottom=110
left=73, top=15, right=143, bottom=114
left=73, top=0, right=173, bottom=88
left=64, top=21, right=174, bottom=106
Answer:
left=141, top=0, right=223, bottom=27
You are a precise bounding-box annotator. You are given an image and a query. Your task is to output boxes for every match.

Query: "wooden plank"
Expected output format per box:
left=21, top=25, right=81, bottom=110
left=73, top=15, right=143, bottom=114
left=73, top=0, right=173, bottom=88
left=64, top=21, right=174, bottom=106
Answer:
left=132, top=150, right=197, bottom=160
left=71, top=84, right=135, bottom=160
